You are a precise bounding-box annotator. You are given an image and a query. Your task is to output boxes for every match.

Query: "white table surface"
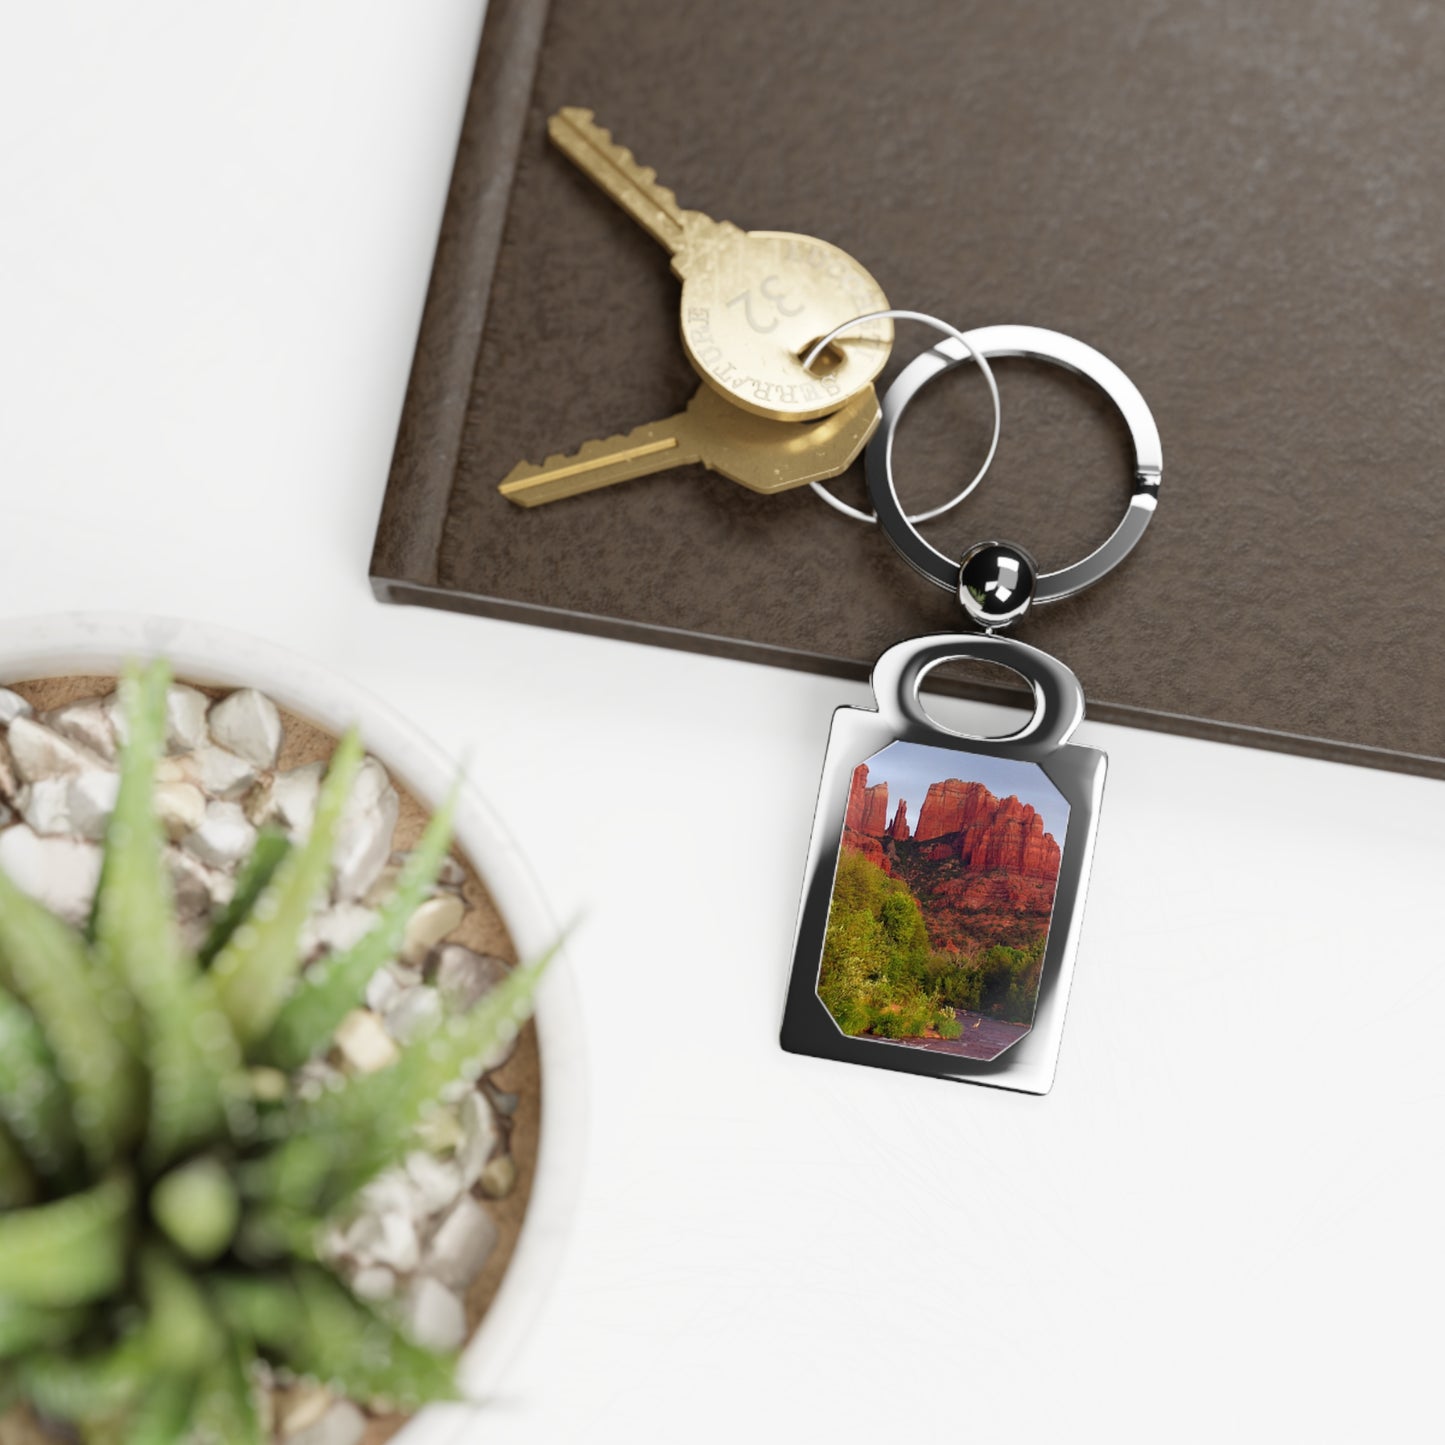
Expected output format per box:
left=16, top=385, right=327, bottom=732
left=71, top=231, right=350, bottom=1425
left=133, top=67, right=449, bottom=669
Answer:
left=2, top=6, right=1441, bottom=1442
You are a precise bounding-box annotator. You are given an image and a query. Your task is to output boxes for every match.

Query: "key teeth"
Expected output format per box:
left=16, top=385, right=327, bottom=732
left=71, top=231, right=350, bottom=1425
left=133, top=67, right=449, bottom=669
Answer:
left=548, top=107, right=685, bottom=221
left=503, top=429, right=658, bottom=482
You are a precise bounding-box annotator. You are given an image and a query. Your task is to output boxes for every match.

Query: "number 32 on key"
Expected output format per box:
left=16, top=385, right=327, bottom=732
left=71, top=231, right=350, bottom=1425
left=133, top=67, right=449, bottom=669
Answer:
left=727, top=275, right=804, bottom=333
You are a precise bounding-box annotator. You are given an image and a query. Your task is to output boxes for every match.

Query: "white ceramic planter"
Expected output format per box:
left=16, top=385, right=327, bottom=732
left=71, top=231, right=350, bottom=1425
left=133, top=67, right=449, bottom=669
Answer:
left=0, top=613, right=586, bottom=1442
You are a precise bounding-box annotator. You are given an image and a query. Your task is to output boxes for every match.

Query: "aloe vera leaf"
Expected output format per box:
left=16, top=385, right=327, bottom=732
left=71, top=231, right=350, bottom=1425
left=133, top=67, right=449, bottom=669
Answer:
left=284, top=1265, right=458, bottom=1410
left=137, top=1246, right=222, bottom=1376
left=0, top=1298, right=87, bottom=1360
left=253, top=950, right=549, bottom=1214
left=117, top=1370, right=194, bottom=1445
left=93, top=662, right=240, bottom=1167
left=149, top=1156, right=240, bottom=1264
left=17, top=1333, right=149, bottom=1430
left=197, top=827, right=290, bottom=969
left=211, top=730, right=364, bottom=1044
left=261, top=787, right=459, bottom=1071
left=0, top=1124, right=38, bottom=1209
left=0, top=868, right=141, bottom=1171
left=190, top=1341, right=261, bottom=1445
left=0, top=1172, right=132, bottom=1307
left=0, top=984, right=81, bottom=1186
left=210, top=1272, right=297, bottom=1349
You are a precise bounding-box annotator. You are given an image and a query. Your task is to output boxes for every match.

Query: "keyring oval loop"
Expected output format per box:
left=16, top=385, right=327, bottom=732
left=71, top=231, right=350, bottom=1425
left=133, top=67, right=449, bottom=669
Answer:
left=871, top=632, right=1085, bottom=760
left=803, top=310, right=1002, bottom=526
left=865, top=325, right=1163, bottom=604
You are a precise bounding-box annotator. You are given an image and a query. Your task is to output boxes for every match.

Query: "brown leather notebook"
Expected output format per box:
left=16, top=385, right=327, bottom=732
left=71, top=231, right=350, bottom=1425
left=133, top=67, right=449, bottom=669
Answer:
left=371, top=0, right=1445, bottom=779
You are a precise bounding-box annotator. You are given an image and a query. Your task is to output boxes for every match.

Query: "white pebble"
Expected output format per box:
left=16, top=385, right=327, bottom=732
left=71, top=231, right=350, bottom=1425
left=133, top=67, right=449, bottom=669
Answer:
left=187, top=745, right=257, bottom=801
left=300, top=902, right=379, bottom=959
left=183, top=800, right=257, bottom=869
left=66, top=770, right=120, bottom=840
left=276, top=1381, right=332, bottom=1435
left=331, top=757, right=399, bottom=901
left=163, top=685, right=210, bottom=753
left=404, top=1276, right=467, bottom=1353
left=153, top=781, right=206, bottom=840
left=165, top=847, right=233, bottom=919
left=434, top=944, right=510, bottom=1014
left=0, top=688, right=33, bottom=725
left=364, top=965, right=403, bottom=1014
left=479, top=1153, right=517, bottom=1200
left=286, top=1400, right=365, bottom=1445
left=358, top=1169, right=420, bottom=1219
left=208, top=688, right=283, bottom=769
left=0, top=737, right=17, bottom=802
left=347, top=1208, right=420, bottom=1274
left=401, top=893, right=466, bottom=967
left=20, top=777, right=72, bottom=836
left=263, top=762, right=323, bottom=836
left=383, top=984, right=443, bottom=1044
left=423, top=1194, right=498, bottom=1291
left=0, top=826, right=101, bottom=926
left=6, top=717, right=104, bottom=782
left=334, top=1009, right=398, bottom=1074
left=405, top=1149, right=464, bottom=1215
left=44, top=701, right=116, bottom=761
left=456, top=1090, right=500, bottom=1185
left=350, top=1264, right=396, bottom=1302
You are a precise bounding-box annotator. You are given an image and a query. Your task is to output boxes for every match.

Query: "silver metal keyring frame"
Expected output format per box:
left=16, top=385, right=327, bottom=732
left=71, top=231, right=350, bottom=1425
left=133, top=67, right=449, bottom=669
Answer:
left=803, top=310, right=1002, bottom=526
left=865, top=325, right=1164, bottom=603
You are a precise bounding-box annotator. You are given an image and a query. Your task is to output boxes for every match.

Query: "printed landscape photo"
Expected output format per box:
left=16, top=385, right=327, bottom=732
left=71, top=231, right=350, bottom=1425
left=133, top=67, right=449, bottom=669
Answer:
left=818, top=742, right=1069, bottom=1061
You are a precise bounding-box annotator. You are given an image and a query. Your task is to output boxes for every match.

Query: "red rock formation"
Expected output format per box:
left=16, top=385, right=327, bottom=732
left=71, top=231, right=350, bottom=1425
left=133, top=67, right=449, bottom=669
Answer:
left=842, top=831, right=887, bottom=868
left=845, top=763, right=890, bottom=836
left=845, top=764, right=870, bottom=833
left=909, top=780, right=1061, bottom=881
left=956, top=796, right=1060, bottom=881
left=914, top=779, right=997, bottom=840
left=860, top=783, right=888, bottom=836
left=886, top=800, right=910, bottom=840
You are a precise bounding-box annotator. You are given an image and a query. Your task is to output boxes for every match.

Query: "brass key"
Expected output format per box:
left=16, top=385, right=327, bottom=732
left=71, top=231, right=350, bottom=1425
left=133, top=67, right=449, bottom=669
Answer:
left=498, top=384, right=879, bottom=507
left=550, top=107, right=892, bottom=422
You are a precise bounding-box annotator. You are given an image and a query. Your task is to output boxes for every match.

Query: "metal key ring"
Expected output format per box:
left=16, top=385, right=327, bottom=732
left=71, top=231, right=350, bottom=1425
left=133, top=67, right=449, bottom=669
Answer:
left=865, top=325, right=1163, bottom=603
left=802, top=310, right=1002, bottom=525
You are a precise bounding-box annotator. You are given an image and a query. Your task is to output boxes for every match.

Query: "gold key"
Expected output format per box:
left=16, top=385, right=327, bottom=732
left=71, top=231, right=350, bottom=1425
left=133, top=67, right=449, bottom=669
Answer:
left=550, top=107, right=893, bottom=423
left=498, top=384, right=880, bottom=507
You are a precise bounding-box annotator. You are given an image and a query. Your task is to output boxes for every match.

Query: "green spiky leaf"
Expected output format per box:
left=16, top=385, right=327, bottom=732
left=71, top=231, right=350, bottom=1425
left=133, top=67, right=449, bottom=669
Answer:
left=232, top=1266, right=458, bottom=1409
left=211, top=729, right=363, bottom=1043
left=190, top=1340, right=262, bottom=1445
left=138, top=1245, right=223, bottom=1376
left=0, top=1171, right=133, bottom=1306
left=262, top=786, right=459, bottom=1070
left=198, top=826, right=290, bottom=969
left=16, top=1331, right=150, bottom=1427
left=0, top=1123, right=38, bottom=1209
left=253, top=950, right=548, bottom=1215
left=93, top=661, right=243, bottom=1167
left=0, top=867, right=141, bottom=1172
left=0, top=984, right=81, bottom=1187
left=118, top=1370, right=195, bottom=1445
left=0, top=1298, right=88, bottom=1361
left=294, top=1265, right=458, bottom=1408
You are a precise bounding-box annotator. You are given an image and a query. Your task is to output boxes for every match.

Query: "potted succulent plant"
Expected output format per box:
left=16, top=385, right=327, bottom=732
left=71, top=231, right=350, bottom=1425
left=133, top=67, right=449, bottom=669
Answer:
left=0, top=617, right=584, bottom=1445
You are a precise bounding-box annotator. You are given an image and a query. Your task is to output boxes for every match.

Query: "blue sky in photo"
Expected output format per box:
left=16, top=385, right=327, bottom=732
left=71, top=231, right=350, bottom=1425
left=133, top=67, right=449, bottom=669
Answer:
left=860, top=740, right=1069, bottom=844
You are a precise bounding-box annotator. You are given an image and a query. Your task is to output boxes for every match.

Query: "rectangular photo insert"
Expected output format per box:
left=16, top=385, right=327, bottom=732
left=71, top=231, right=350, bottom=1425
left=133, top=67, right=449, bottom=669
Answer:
left=817, top=741, right=1070, bottom=1061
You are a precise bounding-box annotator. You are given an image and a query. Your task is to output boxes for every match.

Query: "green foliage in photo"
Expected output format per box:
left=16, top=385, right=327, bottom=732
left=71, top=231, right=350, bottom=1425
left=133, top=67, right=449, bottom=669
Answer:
left=818, top=848, right=1046, bottom=1042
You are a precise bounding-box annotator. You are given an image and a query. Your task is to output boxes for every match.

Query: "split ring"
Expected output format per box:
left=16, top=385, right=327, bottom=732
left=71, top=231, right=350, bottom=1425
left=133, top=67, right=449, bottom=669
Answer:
left=803, top=310, right=1002, bottom=525
left=865, top=325, right=1163, bottom=603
